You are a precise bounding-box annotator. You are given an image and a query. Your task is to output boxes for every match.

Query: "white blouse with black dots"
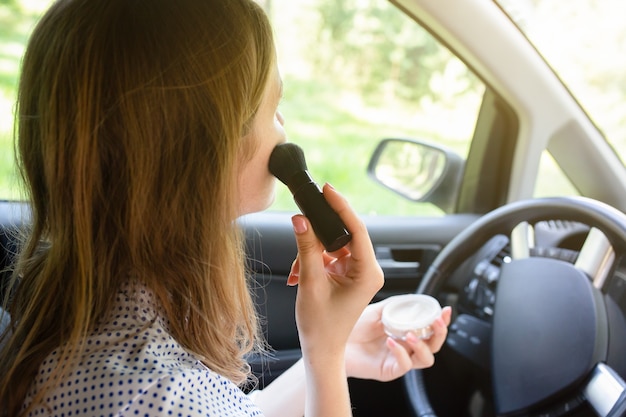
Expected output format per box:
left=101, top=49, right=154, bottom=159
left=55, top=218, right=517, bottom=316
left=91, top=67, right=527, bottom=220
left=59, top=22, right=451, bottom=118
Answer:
left=22, top=283, right=263, bottom=416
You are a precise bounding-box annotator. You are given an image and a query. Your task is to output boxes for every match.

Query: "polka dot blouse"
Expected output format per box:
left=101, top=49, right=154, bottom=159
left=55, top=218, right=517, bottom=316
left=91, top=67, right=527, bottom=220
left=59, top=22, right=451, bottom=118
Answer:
left=22, top=283, right=263, bottom=416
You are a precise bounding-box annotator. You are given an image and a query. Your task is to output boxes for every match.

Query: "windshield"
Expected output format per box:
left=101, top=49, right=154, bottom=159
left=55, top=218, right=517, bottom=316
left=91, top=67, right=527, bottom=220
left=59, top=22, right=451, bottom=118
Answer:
left=497, top=0, right=626, bottom=166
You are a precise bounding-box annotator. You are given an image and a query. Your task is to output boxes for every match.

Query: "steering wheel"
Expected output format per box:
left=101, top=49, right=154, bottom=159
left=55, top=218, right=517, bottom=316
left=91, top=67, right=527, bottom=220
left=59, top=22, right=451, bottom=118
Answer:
left=404, top=196, right=626, bottom=417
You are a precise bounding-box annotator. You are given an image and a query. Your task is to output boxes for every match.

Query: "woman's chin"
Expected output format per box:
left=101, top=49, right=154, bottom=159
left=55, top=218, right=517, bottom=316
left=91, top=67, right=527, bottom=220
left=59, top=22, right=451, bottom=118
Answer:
left=237, top=192, right=276, bottom=218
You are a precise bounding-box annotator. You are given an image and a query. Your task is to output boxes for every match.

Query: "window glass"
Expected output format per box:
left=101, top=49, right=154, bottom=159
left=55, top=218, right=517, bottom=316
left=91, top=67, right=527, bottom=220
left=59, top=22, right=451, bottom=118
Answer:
left=1, top=1, right=53, bottom=200
left=0, top=0, right=484, bottom=216
left=267, top=0, right=483, bottom=215
left=533, top=151, right=580, bottom=198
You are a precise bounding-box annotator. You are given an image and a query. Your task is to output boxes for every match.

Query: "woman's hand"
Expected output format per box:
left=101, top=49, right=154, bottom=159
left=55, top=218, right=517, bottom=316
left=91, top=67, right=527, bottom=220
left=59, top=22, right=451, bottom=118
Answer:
left=345, top=298, right=452, bottom=382
left=288, top=183, right=384, bottom=417
left=288, top=183, right=384, bottom=360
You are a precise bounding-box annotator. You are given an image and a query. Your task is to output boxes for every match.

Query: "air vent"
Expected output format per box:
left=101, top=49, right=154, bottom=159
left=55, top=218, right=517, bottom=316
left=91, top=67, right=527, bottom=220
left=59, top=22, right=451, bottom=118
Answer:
left=537, top=220, right=583, bottom=231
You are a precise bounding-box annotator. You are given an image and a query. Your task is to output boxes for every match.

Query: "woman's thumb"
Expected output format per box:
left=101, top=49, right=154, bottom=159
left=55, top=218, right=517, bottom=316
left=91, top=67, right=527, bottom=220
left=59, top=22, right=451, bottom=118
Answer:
left=291, top=214, right=323, bottom=258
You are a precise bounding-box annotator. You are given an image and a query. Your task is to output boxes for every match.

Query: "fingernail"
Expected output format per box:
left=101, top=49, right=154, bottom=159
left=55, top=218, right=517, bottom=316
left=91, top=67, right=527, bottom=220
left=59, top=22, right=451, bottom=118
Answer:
left=286, top=274, right=298, bottom=286
left=386, top=337, right=397, bottom=349
left=325, top=182, right=336, bottom=190
left=291, top=216, right=308, bottom=234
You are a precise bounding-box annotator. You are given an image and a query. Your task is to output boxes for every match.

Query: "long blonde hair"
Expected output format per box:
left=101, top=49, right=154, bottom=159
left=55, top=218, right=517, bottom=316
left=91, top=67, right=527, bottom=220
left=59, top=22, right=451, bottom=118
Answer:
left=0, top=0, right=274, bottom=414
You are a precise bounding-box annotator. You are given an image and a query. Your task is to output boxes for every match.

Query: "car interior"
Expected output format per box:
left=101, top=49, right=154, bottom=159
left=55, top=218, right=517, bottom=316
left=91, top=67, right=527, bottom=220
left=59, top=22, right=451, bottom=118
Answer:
left=2, top=0, right=626, bottom=416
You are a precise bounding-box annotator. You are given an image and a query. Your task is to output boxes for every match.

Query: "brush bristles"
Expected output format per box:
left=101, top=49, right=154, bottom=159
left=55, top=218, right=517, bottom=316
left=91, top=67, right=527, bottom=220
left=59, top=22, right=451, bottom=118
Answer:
left=268, top=143, right=308, bottom=185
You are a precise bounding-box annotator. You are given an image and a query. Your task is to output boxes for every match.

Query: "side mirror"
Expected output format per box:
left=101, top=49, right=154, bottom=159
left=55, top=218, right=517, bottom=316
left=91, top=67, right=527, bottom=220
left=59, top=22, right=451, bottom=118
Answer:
left=367, top=138, right=464, bottom=213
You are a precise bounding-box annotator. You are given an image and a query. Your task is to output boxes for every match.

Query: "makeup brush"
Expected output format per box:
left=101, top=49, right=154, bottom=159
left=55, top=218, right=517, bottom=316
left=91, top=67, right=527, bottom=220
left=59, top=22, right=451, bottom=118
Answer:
left=269, top=143, right=352, bottom=252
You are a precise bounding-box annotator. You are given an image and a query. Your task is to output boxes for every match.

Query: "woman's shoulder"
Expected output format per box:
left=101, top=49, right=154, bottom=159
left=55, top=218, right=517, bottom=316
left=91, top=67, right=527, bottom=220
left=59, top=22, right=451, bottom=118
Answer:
left=26, top=353, right=262, bottom=416
left=120, top=367, right=262, bottom=416
left=23, top=283, right=263, bottom=416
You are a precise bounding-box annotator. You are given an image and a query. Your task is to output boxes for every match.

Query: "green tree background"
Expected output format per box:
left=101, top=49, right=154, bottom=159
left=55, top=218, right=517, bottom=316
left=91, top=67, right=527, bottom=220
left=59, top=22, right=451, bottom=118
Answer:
left=314, top=0, right=449, bottom=103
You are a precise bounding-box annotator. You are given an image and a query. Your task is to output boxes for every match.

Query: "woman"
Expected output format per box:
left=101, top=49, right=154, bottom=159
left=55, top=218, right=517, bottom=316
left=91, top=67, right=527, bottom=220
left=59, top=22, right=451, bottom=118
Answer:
left=0, top=0, right=450, bottom=415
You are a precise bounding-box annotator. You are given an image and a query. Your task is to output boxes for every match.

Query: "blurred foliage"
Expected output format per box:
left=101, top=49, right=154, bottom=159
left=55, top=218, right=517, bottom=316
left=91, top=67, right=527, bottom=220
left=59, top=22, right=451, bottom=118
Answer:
left=312, top=0, right=478, bottom=104
left=272, top=76, right=443, bottom=215
left=0, top=2, right=34, bottom=200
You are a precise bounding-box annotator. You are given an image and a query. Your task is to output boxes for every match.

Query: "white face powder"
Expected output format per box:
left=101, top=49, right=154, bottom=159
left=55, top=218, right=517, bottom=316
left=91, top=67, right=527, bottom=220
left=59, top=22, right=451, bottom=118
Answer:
left=381, top=294, right=442, bottom=340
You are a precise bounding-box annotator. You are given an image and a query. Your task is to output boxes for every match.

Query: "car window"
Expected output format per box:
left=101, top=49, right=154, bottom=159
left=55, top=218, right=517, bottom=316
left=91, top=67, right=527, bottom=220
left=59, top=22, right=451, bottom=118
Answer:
left=267, top=0, right=482, bottom=216
left=2, top=0, right=590, bottom=214
left=534, top=151, right=579, bottom=198
left=0, top=0, right=483, bottom=215
left=1, top=3, right=37, bottom=200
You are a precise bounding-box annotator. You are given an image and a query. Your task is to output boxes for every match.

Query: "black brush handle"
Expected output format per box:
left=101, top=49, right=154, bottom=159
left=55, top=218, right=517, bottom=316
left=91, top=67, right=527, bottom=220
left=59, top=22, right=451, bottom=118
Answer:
left=289, top=171, right=351, bottom=252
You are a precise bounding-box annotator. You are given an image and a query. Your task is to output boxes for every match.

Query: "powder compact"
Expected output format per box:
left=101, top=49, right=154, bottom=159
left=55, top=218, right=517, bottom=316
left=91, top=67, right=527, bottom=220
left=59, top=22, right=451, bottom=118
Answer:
left=381, top=294, right=442, bottom=340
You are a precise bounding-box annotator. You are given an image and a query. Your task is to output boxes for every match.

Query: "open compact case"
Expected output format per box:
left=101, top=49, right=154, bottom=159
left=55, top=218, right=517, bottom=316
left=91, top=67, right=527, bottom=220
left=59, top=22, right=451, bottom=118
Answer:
left=381, top=294, right=442, bottom=341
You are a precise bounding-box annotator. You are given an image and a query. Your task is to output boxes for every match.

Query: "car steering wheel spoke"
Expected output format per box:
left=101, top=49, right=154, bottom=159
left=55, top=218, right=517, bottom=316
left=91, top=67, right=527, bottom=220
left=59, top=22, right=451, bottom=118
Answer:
left=510, top=221, right=534, bottom=260
left=584, top=363, right=626, bottom=417
left=505, top=364, right=626, bottom=417
left=575, top=226, right=616, bottom=289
